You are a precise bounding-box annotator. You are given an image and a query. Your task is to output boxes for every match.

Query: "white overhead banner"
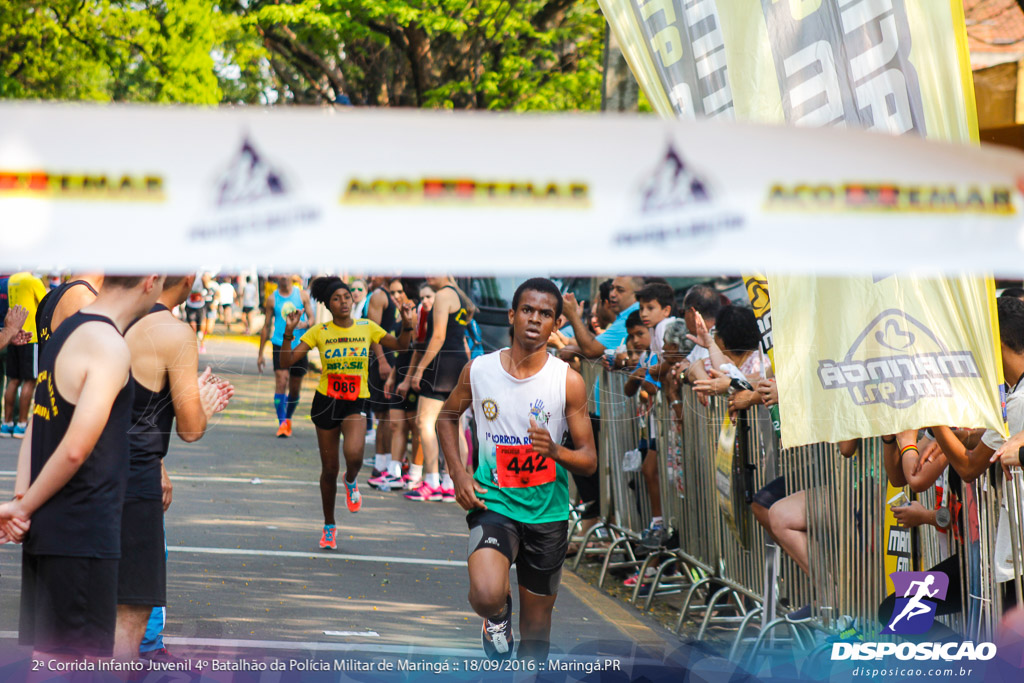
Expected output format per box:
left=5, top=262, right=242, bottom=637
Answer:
left=2, top=103, right=1024, bottom=274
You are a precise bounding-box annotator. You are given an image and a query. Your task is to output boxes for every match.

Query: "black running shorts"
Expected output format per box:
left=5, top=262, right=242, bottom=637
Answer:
left=118, top=499, right=166, bottom=607
left=467, top=509, right=568, bottom=596
left=20, top=552, right=118, bottom=656
left=367, top=357, right=401, bottom=414
left=272, top=344, right=308, bottom=376
left=184, top=306, right=205, bottom=326
left=752, top=475, right=787, bottom=510
left=310, top=391, right=367, bottom=430
left=5, top=342, right=37, bottom=381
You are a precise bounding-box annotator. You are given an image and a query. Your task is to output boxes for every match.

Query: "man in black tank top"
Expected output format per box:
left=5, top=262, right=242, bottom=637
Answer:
left=0, top=275, right=164, bottom=659
left=116, top=274, right=234, bottom=659
left=36, top=274, right=102, bottom=359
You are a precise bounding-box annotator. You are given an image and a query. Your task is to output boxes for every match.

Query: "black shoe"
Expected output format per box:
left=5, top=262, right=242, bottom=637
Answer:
left=481, top=594, right=515, bottom=660
left=785, top=604, right=812, bottom=622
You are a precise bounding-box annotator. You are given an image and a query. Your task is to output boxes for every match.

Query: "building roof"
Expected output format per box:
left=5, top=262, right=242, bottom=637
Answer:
left=965, top=0, right=1024, bottom=68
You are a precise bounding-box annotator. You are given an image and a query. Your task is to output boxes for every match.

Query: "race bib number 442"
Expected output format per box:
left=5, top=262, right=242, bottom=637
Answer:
left=326, top=374, right=361, bottom=401
left=495, top=444, right=555, bottom=488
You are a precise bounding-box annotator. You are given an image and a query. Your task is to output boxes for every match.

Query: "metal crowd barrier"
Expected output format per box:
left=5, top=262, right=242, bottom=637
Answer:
left=565, top=359, right=1024, bottom=671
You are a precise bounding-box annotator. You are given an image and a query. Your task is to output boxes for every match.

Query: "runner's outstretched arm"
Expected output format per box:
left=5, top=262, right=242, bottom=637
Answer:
left=438, top=363, right=486, bottom=511
left=378, top=304, right=417, bottom=352
left=527, top=369, right=596, bottom=476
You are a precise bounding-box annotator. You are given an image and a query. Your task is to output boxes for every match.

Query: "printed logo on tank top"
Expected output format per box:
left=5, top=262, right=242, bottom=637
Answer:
left=33, top=369, right=57, bottom=421
left=481, top=399, right=499, bottom=421
left=529, top=399, right=551, bottom=427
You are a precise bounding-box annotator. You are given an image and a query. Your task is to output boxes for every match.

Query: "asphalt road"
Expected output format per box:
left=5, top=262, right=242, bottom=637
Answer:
left=0, top=337, right=716, bottom=682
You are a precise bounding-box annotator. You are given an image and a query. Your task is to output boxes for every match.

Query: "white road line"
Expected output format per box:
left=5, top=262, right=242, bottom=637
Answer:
left=168, top=545, right=468, bottom=567
left=0, top=633, right=643, bottom=664
left=0, top=471, right=319, bottom=485
left=163, top=474, right=318, bottom=486
left=141, top=637, right=620, bottom=663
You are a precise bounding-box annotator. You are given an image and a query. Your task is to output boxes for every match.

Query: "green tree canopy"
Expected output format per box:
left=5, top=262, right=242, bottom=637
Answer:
left=1, top=0, right=605, bottom=111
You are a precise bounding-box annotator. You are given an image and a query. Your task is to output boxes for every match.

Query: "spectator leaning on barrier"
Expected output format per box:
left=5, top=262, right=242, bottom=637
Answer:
left=634, top=284, right=679, bottom=549
left=933, top=296, right=1024, bottom=483
left=877, top=428, right=969, bottom=635
left=677, top=284, right=722, bottom=388
left=621, top=311, right=668, bottom=549
left=687, top=304, right=763, bottom=402
left=558, top=276, right=642, bottom=553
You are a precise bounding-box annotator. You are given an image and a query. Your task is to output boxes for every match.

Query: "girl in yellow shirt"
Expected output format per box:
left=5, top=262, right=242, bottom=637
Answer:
left=280, top=277, right=415, bottom=549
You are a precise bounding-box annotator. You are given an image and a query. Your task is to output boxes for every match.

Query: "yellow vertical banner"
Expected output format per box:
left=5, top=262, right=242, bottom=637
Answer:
left=600, top=0, right=999, bottom=594
left=766, top=275, right=1005, bottom=446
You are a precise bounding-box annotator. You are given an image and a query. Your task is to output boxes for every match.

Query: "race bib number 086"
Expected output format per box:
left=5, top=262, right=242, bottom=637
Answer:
left=495, top=444, right=555, bottom=488
left=326, top=374, right=361, bottom=401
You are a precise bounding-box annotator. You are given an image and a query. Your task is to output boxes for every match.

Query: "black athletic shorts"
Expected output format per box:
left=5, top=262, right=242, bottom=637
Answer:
left=367, top=358, right=400, bottom=413
left=118, top=499, right=166, bottom=607
left=310, top=391, right=367, bottom=430
left=395, top=390, right=418, bottom=413
left=242, top=306, right=255, bottom=314
left=752, top=475, right=787, bottom=510
left=467, top=509, right=569, bottom=596
left=272, top=344, right=308, bottom=376
left=184, top=306, right=204, bottom=326
left=20, top=552, right=118, bottom=656
left=5, top=342, right=37, bottom=381
left=417, top=387, right=450, bottom=402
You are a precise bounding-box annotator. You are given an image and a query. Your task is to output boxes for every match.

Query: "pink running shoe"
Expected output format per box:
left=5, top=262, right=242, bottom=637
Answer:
left=440, top=487, right=456, bottom=503
left=403, top=482, right=442, bottom=502
left=367, top=472, right=402, bottom=490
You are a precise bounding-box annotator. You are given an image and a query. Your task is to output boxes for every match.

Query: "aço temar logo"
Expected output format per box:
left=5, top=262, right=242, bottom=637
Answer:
left=817, top=309, right=980, bottom=409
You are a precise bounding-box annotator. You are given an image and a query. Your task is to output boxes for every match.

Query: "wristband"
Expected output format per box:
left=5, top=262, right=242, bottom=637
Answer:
left=899, top=444, right=919, bottom=457
left=402, top=327, right=414, bottom=332
left=881, top=436, right=896, bottom=444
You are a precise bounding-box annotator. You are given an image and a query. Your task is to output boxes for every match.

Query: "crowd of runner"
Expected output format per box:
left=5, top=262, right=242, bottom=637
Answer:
left=0, top=271, right=600, bottom=665
left=1, top=270, right=1022, bottom=666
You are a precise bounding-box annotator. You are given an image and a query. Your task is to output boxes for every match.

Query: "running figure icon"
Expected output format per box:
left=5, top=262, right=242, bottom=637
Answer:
left=888, top=574, right=940, bottom=632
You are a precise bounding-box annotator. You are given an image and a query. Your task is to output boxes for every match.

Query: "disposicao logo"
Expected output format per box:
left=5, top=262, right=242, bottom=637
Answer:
left=831, top=571, right=996, bottom=662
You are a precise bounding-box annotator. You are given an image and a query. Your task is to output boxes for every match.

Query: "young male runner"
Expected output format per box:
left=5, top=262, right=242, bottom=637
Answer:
left=241, top=276, right=259, bottom=334
left=2, top=272, right=48, bottom=439
left=437, top=278, right=596, bottom=661
left=115, top=274, right=234, bottom=659
left=36, top=274, right=103, bottom=359
left=257, top=275, right=314, bottom=437
left=0, top=275, right=164, bottom=660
